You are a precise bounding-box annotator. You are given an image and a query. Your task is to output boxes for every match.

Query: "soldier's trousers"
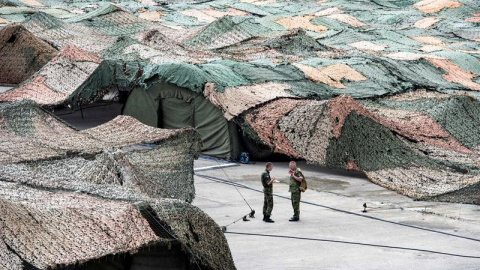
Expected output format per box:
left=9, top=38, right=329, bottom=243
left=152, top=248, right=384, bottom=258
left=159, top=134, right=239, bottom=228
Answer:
left=291, top=191, right=301, bottom=218
left=263, top=188, right=273, bottom=216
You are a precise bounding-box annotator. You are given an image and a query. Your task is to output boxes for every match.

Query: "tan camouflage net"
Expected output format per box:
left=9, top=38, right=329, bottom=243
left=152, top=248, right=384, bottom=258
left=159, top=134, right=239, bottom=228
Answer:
left=278, top=99, right=333, bottom=165
left=0, top=23, right=57, bottom=84
left=1, top=0, right=480, bottom=107
left=0, top=236, right=23, bottom=269
left=204, top=82, right=295, bottom=120
left=0, top=100, right=234, bottom=269
left=0, top=100, right=201, bottom=203
left=0, top=45, right=101, bottom=106
left=244, top=98, right=305, bottom=158
left=413, top=0, right=462, bottom=14
left=0, top=177, right=235, bottom=269
left=0, top=181, right=160, bottom=269
left=0, top=0, right=479, bottom=209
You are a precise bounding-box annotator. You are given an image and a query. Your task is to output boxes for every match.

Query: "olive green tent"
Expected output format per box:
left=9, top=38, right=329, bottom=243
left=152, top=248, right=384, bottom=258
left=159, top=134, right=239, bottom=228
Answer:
left=123, top=82, right=234, bottom=158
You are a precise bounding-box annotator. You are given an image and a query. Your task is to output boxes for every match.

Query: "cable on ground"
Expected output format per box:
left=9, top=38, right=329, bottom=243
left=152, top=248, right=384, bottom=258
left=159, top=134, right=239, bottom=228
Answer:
left=224, top=231, right=480, bottom=259
left=195, top=173, right=480, bottom=244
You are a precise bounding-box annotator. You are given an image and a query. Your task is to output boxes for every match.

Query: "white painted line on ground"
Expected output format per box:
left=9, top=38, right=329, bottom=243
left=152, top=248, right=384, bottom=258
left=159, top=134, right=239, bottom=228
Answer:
left=194, top=163, right=239, bottom=172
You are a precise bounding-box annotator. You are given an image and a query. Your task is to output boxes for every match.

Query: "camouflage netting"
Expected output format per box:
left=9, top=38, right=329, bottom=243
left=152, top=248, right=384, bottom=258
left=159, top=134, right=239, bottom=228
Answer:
left=0, top=0, right=480, bottom=206
left=242, top=93, right=480, bottom=204
left=0, top=100, right=202, bottom=202
left=0, top=180, right=235, bottom=270
left=0, top=181, right=159, bottom=269
left=0, top=100, right=235, bottom=269
left=1, top=0, right=480, bottom=103
left=0, top=45, right=102, bottom=105
left=0, top=23, right=57, bottom=84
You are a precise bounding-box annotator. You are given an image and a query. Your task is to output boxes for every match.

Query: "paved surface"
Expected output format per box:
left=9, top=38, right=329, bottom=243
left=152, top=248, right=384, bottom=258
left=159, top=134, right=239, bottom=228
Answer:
left=193, top=158, right=480, bottom=270
left=0, top=86, right=12, bottom=93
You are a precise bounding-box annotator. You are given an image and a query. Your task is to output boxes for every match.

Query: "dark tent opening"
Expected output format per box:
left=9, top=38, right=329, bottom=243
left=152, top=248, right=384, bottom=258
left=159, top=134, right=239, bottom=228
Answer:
left=123, top=82, right=236, bottom=158
left=76, top=242, right=196, bottom=270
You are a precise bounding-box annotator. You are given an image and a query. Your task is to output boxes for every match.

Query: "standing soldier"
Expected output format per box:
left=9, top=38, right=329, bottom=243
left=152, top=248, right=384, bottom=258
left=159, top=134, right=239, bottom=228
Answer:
left=288, top=161, right=304, bottom=222
left=261, top=162, right=276, bottom=223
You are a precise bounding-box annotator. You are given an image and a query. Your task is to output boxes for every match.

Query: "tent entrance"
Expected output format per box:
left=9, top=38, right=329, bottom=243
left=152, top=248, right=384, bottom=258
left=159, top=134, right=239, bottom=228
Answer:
left=159, top=96, right=194, bottom=129
left=123, top=82, right=232, bottom=158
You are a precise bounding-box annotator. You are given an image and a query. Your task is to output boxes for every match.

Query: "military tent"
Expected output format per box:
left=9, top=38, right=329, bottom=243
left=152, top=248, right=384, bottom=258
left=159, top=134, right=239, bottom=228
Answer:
left=123, top=81, right=238, bottom=159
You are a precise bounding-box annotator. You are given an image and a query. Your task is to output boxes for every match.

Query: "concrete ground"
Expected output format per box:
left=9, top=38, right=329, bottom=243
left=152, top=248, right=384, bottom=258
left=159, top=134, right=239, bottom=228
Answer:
left=193, top=158, right=480, bottom=270
left=0, top=86, right=12, bottom=93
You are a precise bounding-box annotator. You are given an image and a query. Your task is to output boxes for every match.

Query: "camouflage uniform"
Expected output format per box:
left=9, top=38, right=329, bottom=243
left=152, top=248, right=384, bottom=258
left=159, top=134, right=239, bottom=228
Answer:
left=289, top=168, right=304, bottom=219
left=261, top=169, right=273, bottom=217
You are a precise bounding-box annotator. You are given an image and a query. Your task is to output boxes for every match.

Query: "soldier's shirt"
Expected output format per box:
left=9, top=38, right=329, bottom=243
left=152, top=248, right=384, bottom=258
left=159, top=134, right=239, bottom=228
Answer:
left=289, top=168, right=304, bottom=192
left=261, top=170, right=272, bottom=190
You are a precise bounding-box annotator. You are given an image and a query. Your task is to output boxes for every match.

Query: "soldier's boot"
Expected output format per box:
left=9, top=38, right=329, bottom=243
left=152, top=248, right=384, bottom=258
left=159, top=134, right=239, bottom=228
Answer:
left=289, top=216, right=299, bottom=222
left=263, top=215, right=266, bottom=221
left=264, top=216, right=274, bottom=223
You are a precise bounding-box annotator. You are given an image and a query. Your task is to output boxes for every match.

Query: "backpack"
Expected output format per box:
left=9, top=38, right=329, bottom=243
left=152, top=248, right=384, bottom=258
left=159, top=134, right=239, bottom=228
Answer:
left=298, top=169, right=307, bottom=192
left=299, top=178, right=307, bottom=192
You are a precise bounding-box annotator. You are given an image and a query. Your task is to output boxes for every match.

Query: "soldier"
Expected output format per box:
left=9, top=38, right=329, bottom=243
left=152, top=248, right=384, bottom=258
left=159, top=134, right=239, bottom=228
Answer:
left=261, top=162, right=276, bottom=223
left=288, top=161, right=304, bottom=222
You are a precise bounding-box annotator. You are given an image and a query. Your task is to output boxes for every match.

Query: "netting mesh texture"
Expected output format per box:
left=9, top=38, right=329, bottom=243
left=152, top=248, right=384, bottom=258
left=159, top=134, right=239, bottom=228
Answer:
left=0, top=100, right=235, bottom=269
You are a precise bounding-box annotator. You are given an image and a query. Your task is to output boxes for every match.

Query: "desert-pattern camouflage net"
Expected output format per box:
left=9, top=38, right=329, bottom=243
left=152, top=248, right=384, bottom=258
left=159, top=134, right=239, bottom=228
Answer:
left=0, top=179, right=235, bottom=270
left=0, top=45, right=101, bottom=105
left=0, top=1, right=479, bottom=205
left=0, top=100, right=235, bottom=269
left=0, top=23, right=57, bottom=84
left=0, top=100, right=203, bottom=202
left=0, top=181, right=160, bottom=269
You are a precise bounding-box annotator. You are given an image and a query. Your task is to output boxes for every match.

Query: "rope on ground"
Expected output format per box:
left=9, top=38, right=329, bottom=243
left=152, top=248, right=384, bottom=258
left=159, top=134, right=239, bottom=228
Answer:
left=195, top=173, right=480, bottom=244
left=222, top=211, right=255, bottom=230
left=224, top=231, right=480, bottom=259
left=210, top=158, right=255, bottom=215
